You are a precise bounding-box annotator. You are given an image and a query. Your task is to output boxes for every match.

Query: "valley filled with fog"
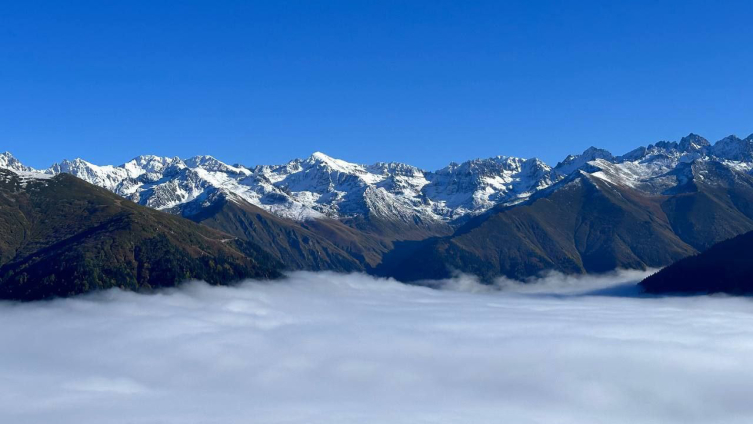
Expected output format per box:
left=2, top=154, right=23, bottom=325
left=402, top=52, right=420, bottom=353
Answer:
left=2, top=271, right=753, bottom=424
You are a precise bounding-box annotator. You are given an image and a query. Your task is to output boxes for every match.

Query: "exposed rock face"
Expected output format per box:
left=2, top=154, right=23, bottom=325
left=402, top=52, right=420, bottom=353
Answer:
left=5, top=131, right=753, bottom=284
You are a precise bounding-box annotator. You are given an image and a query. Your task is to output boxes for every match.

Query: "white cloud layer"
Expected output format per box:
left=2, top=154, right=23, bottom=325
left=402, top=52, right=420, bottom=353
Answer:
left=2, top=271, right=753, bottom=423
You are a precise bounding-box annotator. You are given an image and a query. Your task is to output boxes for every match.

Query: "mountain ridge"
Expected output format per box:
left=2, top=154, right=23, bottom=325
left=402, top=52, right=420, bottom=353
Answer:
left=5, top=132, right=753, bottom=227
left=5, top=131, right=753, bottom=285
left=0, top=169, right=280, bottom=300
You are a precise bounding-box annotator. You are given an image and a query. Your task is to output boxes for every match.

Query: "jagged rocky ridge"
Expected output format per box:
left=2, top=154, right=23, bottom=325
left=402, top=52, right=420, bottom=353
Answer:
left=0, top=151, right=561, bottom=225
left=4, top=132, right=753, bottom=283
left=375, top=133, right=753, bottom=281
left=5, top=132, right=753, bottom=225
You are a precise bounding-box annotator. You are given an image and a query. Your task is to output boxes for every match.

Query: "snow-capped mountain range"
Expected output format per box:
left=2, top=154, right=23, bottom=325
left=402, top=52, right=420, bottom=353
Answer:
left=2, top=132, right=753, bottom=224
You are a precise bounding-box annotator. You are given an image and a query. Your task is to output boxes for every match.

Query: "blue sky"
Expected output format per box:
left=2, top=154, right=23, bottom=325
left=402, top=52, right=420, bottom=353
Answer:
left=2, top=0, right=752, bottom=170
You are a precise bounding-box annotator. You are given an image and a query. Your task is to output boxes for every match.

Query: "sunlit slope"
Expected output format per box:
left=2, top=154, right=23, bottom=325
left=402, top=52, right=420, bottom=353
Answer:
left=380, top=162, right=753, bottom=281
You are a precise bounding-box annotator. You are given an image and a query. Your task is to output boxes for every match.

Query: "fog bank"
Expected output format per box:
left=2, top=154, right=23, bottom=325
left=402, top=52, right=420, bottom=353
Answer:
left=2, top=271, right=753, bottom=423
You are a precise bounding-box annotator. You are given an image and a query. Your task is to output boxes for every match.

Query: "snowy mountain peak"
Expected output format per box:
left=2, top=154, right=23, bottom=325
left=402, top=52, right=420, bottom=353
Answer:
left=619, top=135, right=712, bottom=163
left=125, top=154, right=178, bottom=167
left=554, top=146, right=614, bottom=175
left=128, top=154, right=170, bottom=163
left=620, top=146, right=649, bottom=161
left=119, top=155, right=185, bottom=183
left=584, top=146, right=612, bottom=156
left=49, top=158, right=130, bottom=191
left=679, top=133, right=710, bottom=152
left=184, top=155, right=249, bottom=175
left=0, top=152, right=35, bottom=173
left=304, top=152, right=366, bottom=174
left=652, top=141, right=679, bottom=150
left=309, top=151, right=334, bottom=161
left=368, top=161, right=424, bottom=177
left=2, top=131, right=752, bottom=225
left=710, top=135, right=753, bottom=161
left=185, top=155, right=219, bottom=167
left=436, top=155, right=540, bottom=176
left=424, top=155, right=560, bottom=216
left=49, top=158, right=92, bottom=173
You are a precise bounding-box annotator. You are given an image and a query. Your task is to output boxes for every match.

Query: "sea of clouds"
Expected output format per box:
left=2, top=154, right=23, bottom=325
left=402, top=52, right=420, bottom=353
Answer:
left=2, top=270, right=753, bottom=423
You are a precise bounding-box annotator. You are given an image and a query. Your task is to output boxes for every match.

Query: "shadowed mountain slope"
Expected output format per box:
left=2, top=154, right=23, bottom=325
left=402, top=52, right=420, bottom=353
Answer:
left=640, top=230, right=753, bottom=294
left=378, top=162, right=753, bottom=282
left=185, top=194, right=371, bottom=271
left=183, top=193, right=452, bottom=272
left=0, top=170, right=279, bottom=300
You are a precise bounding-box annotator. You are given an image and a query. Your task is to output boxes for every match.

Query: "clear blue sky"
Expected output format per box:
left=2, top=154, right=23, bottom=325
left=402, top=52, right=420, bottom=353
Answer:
left=2, top=1, right=752, bottom=170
